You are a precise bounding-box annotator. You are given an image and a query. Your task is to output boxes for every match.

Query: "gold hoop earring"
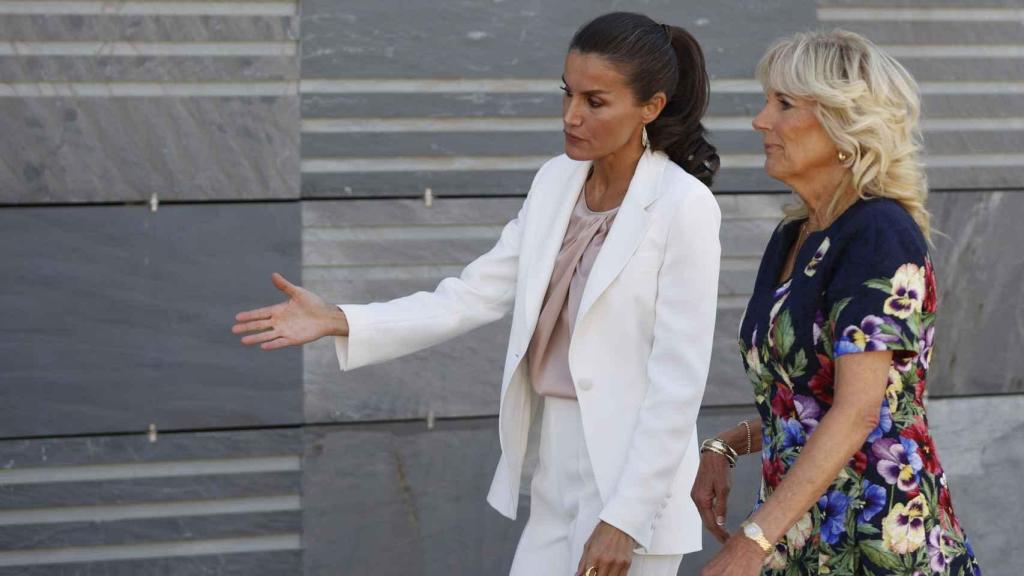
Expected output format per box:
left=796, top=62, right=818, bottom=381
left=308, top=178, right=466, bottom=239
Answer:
left=641, top=125, right=650, bottom=149
left=838, top=151, right=849, bottom=163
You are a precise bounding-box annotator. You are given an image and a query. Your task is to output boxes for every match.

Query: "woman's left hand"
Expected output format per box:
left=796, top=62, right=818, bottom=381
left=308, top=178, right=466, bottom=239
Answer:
left=575, top=521, right=635, bottom=576
left=699, top=533, right=767, bottom=576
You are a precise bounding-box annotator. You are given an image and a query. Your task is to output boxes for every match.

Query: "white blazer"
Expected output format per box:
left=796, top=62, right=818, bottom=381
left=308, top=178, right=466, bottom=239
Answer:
left=334, top=148, right=721, bottom=555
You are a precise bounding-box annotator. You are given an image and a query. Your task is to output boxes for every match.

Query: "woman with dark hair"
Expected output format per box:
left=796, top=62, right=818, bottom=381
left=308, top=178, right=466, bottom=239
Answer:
left=234, top=12, right=721, bottom=576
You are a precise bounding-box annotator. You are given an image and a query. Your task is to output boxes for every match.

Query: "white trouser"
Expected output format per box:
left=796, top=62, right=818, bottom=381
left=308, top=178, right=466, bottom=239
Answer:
left=509, top=396, right=683, bottom=576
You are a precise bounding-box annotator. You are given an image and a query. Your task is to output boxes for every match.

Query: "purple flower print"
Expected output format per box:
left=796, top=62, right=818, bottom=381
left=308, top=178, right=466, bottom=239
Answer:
left=920, top=324, right=935, bottom=370
left=793, top=394, right=822, bottom=434
left=860, top=479, right=887, bottom=523
left=928, top=526, right=956, bottom=572
left=873, top=437, right=924, bottom=492
left=836, top=315, right=901, bottom=357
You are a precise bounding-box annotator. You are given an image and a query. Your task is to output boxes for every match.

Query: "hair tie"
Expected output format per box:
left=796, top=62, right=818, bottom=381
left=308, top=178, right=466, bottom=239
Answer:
left=661, top=23, right=673, bottom=42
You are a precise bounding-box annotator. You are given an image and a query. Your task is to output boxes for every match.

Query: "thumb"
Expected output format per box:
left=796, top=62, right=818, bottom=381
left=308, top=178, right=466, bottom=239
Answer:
left=271, top=272, right=298, bottom=297
left=713, top=493, right=728, bottom=528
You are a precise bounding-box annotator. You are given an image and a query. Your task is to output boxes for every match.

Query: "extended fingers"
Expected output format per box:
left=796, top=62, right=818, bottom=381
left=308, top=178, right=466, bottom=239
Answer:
left=240, top=329, right=279, bottom=346
left=235, top=304, right=275, bottom=321
left=232, top=318, right=273, bottom=335
left=261, top=337, right=295, bottom=350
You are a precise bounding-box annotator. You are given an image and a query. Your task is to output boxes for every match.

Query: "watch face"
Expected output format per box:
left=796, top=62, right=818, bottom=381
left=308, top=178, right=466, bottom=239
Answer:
left=743, top=523, right=758, bottom=537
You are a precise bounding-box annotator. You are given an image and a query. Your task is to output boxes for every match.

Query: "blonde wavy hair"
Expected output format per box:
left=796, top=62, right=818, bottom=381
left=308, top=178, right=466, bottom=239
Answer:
left=756, top=29, right=932, bottom=240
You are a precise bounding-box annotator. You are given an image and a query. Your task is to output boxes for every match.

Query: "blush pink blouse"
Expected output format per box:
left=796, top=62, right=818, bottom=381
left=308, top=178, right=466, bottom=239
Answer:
left=526, top=189, right=619, bottom=399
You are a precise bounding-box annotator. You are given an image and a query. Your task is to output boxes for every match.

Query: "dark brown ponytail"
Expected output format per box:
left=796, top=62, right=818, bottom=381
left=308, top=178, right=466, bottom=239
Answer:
left=570, top=12, right=720, bottom=186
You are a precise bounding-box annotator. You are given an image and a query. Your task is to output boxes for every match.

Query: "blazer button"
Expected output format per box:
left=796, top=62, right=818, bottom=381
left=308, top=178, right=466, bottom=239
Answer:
left=577, top=378, right=593, bottom=391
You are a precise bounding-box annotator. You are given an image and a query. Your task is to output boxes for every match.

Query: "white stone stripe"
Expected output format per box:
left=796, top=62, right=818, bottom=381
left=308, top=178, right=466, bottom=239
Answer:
left=882, top=44, right=1024, bottom=59
left=301, top=156, right=551, bottom=173
left=302, top=117, right=1024, bottom=133
left=301, top=116, right=754, bottom=133
left=301, top=78, right=1024, bottom=96
left=0, top=534, right=301, bottom=567
left=0, top=41, right=297, bottom=57
left=305, top=224, right=505, bottom=242
left=0, top=456, right=301, bottom=485
left=920, top=82, right=1024, bottom=95
left=0, top=81, right=298, bottom=97
left=302, top=117, right=562, bottom=133
left=0, top=495, right=301, bottom=526
left=301, top=153, right=1024, bottom=174
left=818, top=7, right=1024, bottom=22
left=924, top=118, right=1024, bottom=131
left=0, top=1, right=298, bottom=16
left=925, top=154, right=1024, bottom=168
left=4, top=80, right=1020, bottom=98
left=301, top=155, right=766, bottom=174
left=300, top=78, right=763, bottom=95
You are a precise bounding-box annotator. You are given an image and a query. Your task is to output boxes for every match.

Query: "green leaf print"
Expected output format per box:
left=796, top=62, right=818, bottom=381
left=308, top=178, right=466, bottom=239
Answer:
left=790, top=349, right=808, bottom=378
left=774, top=309, right=796, bottom=358
left=865, top=278, right=893, bottom=293
left=859, top=540, right=903, bottom=571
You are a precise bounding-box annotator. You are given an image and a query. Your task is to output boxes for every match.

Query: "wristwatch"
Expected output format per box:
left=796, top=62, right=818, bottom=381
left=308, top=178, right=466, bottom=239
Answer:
left=740, top=520, right=773, bottom=553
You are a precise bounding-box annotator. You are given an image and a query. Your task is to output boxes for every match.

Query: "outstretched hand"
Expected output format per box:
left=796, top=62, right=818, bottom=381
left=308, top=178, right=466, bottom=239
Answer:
left=232, top=272, right=348, bottom=350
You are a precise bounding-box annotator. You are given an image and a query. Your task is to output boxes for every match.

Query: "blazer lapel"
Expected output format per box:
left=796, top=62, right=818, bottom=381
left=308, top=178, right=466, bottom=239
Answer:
left=516, top=158, right=591, bottom=351
left=574, top=149, right=667, bottom=328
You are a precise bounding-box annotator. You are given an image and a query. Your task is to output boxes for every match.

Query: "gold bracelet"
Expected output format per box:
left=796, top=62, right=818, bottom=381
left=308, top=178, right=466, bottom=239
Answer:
left=700, top=438, right=737, bottom=467
left=738, top=420, right=752, bottom=456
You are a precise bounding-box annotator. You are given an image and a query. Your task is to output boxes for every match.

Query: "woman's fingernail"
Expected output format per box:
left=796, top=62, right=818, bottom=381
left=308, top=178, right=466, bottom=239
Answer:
left=715, top=516, right=726, bottom=525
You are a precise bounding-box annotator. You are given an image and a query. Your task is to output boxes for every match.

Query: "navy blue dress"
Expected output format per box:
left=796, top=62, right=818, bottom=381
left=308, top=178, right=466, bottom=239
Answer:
left=738, top=198, right=981, bottom=575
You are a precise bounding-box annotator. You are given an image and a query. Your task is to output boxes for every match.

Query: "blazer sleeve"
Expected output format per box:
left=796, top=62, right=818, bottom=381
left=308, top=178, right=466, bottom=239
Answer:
left=598, top=184, right=722, bottom=550
left=334, top=193, right=531, bottom=372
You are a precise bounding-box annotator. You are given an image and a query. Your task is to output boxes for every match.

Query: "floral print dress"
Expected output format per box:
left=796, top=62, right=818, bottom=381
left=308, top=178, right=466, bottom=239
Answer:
left=738, top=198, right=981, bottom=575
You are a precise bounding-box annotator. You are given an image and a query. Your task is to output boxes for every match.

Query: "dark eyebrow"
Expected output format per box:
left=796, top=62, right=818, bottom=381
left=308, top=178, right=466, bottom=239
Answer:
left=560, top=75, right=609, bottom=96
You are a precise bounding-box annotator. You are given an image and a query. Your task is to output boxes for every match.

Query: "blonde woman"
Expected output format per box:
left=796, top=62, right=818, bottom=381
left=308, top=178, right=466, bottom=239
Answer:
left=692, top=31, right=982, bottom=575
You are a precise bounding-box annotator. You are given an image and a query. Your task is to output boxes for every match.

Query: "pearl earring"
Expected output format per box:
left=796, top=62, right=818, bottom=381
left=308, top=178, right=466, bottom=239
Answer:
left=838, top=151, right=849, bottom=162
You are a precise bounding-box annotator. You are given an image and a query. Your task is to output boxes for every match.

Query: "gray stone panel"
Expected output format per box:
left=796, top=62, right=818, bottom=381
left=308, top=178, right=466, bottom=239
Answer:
left=928, top=191, right=1024, bottom=397
left=899, top=58, right=1024, bottom=83
left=837, top=21, right=1024, bottom=45
left=300, top=0, right=816, bottom=80
left=0, top=428, right=301, bottom=468
left=300, top=92, right=563, bottom=120
left=0, top=15, right=298, bottom=42
left=0, top=553, right=303, bottom=576
left=924, top=395, right=1024, bottom=576
left=301, top=419, right=528, bottom=576
left=926, top=167, right=1024, bottom=192
left=0, top=56, right=297, bottom=83
left=0, top=473, right=300, bottom=509
left=0, top=512, right=300, bottom=550
left=0, top=204, right=302, bottom=438
left=302, top=131, right=563, bottom=159
left=301, top=170, right=537, bottom=199
left=821, top=0, right=1022, bottom=6
left=0, top=428, right=302, bottom=574
left=0, top=97, right=299, bottom=204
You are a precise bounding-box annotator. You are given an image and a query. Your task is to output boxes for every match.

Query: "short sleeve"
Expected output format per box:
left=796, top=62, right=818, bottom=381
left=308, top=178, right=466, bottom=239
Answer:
left=826, top=205, right=933, bottom=360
